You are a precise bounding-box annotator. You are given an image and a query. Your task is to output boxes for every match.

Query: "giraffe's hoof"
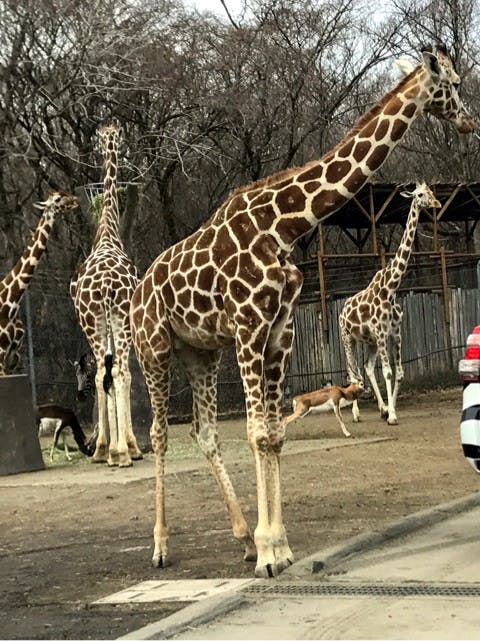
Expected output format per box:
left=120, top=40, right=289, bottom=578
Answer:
left=130, top=450, right=143, bottom=461
left=275, top=556, right=294, bottom=573
left=255, top=563, right=279, bottom=579
left=240, top=534, right=257, bottom=562
left=117, top=451, right=133, bottom=467
left=243, top=547, right=257, bottom=563
left=387, top=417, right=398, bottom=426
left=152, top=553, right=170, bottom=568
left=92, top=455, right=108, bottom=464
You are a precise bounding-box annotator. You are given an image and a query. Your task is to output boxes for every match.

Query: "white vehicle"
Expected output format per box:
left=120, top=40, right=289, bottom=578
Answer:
left=459, top=326, right=480, bottom=473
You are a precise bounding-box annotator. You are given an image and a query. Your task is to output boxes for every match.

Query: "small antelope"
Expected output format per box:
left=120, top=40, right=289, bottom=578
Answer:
left=282, top=382, right=365, bottom=438
left=35, top=404, right=96, bottom=462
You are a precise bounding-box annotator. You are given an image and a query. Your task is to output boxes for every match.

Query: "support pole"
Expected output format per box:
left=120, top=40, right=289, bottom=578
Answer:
left=439, top=246, right=453, bottom=366
left=317, top=224, right=328, bottom=342
left=369, top=185, right=378, bottom=254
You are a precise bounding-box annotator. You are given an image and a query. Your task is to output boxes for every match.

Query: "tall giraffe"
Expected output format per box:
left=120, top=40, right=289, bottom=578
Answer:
left=70, top=124, right=142, bottom=467
left=130, top=45, right=475, bottom=578
left=339, top=183, right=441, bottom=426
left=0, top=192, right=79, bottom=376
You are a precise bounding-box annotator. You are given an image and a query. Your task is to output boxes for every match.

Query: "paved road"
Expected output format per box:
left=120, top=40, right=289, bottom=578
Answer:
left=172, top=504, right=480, bottom=640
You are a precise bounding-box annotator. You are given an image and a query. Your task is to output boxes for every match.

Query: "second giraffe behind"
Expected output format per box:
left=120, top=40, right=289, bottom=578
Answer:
left=339, top=183, right=441, bottom=425
left=70, top=125, right=142, bottom=467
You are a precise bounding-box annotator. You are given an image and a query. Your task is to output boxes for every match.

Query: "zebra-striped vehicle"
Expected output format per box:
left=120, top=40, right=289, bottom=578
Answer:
left=459, top=326, right=480, bottom=474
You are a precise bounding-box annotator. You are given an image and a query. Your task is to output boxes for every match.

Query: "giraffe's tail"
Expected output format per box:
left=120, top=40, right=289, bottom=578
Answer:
left=103, top=353, right=114, bottom=394
left=103, top=296, right=114, bottom=395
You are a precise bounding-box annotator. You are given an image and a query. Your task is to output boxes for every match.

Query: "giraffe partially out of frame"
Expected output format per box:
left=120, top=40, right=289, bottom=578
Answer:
left=0, top=192, right=79, bottom=376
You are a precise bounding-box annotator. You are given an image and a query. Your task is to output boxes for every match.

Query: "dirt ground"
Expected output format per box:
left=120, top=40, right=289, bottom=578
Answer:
left=0, top=387, right=478, bottom=640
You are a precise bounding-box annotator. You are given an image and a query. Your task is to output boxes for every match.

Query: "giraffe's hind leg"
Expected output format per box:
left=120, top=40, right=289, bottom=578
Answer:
left=175, top=340, right=256, bottom=563
left=92, top=358, right=108, bottom=463
left=340, top=329, right=363, bottom=423
left=390, top=306, right=404, bottom=420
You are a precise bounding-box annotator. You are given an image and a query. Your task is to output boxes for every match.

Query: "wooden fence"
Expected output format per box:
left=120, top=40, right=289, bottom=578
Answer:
left=286, top=288, right=480, bottom=395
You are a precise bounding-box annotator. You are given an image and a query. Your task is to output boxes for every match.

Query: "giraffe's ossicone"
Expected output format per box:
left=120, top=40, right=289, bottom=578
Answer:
left=130, top=44, right=476, bottom=578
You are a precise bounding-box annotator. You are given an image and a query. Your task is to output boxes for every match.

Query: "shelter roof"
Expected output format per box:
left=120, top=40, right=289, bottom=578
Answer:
left=321, top=182, right=480, bottom=228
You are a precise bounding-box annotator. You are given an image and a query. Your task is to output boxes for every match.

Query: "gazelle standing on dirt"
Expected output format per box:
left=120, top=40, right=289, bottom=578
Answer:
left=282, top=382, right=364, bottom=438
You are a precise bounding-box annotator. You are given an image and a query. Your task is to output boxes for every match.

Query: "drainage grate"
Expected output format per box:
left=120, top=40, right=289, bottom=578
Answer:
left=244, top=582, right=480, bottom=598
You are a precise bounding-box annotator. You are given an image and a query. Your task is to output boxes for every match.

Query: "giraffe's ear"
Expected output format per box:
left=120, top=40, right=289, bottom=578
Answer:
left=395, top=59, right=415, bottom=76
left=400, top=190, right=413, bottom=198
left=422, top=50, right=441, bottom=78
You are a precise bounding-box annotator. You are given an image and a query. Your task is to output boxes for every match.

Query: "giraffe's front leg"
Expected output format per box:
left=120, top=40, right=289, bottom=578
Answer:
left=130, top=297, right=172, bottom=568
left=123, top=348, right=143, bottom=460
left=261, top=289, right=302, bottom=575
left=151, top=420, right=169, bottom=567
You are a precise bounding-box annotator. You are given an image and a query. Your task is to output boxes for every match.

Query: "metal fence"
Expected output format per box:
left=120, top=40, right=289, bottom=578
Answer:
left=287, top=287, right=480, bottom=395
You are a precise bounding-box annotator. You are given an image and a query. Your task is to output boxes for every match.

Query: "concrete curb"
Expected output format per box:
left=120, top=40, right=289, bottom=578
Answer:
left=117, top=590, right=248, bottom=640
left=117, top=491, right=480, bottom=639
left=282, top=491, right=480, bottom=580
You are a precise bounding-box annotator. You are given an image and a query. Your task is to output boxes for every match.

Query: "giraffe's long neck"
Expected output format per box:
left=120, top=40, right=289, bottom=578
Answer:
left=384, top=200, right=421, bottom=294
left=93, top=138, right=122, bottom=249
left=269, top=66, right=432, bottom=249
left=0, top=206, right=57, bottom=305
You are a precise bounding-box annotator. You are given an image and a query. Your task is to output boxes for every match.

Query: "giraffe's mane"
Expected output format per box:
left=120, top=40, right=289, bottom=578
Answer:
left=227, top=66, right=421, bottom=200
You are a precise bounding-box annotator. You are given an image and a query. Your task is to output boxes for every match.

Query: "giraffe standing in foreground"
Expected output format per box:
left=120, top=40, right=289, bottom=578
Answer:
left=130, top=45, right=475, bottom=578
left=71, top=125, right=142, bottom=467
left=0, top=192, right=79, bottom=376
left=339, top=183, right=441, bottom=426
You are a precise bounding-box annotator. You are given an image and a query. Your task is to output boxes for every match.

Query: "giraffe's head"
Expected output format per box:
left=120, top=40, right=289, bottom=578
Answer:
left=34, top=192, right=79, bottom=213
left=401, top=183, right=441, bottom=210
left=98, top=123, right=122, bottom=152
left=396, top=44, right=476, bottom=134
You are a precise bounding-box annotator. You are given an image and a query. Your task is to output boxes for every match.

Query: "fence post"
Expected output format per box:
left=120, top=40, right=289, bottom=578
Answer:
left=440, top=246, right=453, bottom=367
left=24, top=290, right=37, bottom=407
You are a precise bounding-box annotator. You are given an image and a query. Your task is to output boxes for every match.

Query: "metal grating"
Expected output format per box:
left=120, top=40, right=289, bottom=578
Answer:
left=244, top=582, right=480, bottom=598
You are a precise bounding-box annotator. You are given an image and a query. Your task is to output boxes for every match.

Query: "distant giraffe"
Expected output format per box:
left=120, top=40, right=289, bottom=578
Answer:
left=130, top=45, right=475, bottom=578
left=339, top=183, right=441, bottom=425
left=70, top=124, right=142, bottom=467
left=0, top=192, right=79, bottom=376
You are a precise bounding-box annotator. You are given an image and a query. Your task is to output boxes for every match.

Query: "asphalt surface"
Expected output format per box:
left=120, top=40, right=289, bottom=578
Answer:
left=138, top=499, right=480, bottom=640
